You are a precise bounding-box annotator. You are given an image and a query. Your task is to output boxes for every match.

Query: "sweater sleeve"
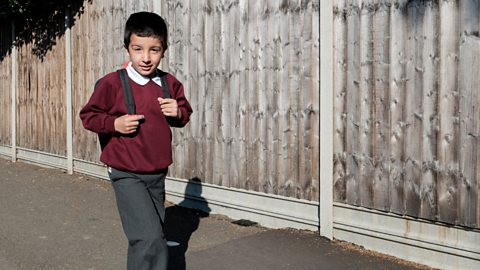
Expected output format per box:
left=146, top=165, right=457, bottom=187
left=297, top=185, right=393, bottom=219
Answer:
left=167, top=77, right=193, bottom=128
left=79, top=76, right=120, bottom=134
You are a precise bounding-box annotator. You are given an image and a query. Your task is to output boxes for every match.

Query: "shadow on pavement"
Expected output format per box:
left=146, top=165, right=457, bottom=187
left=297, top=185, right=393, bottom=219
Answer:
left=166, top=177, right=211, bottom=270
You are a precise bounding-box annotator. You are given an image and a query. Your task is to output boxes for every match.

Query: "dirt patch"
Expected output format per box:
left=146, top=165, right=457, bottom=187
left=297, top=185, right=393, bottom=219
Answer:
left=333, top=240, right=437, bottom=270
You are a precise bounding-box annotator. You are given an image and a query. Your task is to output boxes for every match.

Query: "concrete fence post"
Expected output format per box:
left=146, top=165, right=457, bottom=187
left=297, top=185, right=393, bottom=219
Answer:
left=65, top=8, right=73, bottom=174
left=320, top=0, right=334, bottom=240
left=11, top=20, right=17, bottom=162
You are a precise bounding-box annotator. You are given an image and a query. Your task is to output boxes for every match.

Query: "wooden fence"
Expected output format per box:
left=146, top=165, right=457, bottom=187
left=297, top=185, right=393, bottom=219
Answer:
left=68, top=0, right=320, bottom=201
left=160, top=0, right=320, bottom=199
left=333, top=0, right=480, bottom=228
left=1, top=0, right=480, bottom=232
left=1, top=1, right=320, bottom=199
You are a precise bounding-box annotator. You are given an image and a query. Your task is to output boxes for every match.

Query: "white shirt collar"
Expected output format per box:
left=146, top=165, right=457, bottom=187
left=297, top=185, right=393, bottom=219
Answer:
left=125, top=62, right=162, bottom=87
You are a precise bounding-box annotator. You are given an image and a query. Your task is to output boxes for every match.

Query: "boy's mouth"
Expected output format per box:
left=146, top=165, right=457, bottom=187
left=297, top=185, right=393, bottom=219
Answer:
left=139, top=65, right=152, bottom=71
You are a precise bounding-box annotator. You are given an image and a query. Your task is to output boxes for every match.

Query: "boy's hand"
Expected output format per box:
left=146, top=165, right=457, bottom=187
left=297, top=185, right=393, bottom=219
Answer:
left=114, top=114, right=145, bottom=134
left=158, top=98, right=181, bottom=119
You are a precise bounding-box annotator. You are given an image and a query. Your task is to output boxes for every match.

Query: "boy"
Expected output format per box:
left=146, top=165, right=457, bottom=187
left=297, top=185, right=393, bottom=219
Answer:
left=79, top=12, right=192, bottom=270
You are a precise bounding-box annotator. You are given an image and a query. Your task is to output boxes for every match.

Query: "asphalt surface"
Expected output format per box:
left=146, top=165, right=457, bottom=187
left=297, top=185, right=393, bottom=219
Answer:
left=0, top=158, right=433, bottom=270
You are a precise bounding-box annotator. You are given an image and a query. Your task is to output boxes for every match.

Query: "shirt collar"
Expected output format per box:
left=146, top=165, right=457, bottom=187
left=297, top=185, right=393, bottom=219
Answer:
left=125, top=62, right=162, bottom=87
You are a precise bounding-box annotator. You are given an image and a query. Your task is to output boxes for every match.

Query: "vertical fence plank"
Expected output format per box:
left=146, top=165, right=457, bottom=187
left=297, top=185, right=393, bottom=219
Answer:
left=345, top=0, right=361, bottom=205
left=285, top=0, right=302, bottom=197
left=278, top=0, right=290, bottom=196
left=216, top=0, right=230, bottom=186
left=237, top=0, right=249, bottom=189
left=265, top=0, right=280, bottom=195
left=419, top=1, right=439, bottom=221
left=358, top=0, right=374, bottom=208
left=247, top=0, right=261, bottom=191
left=172, top=0, right=188, bottom=178
left=312, top=0, right=320, bottom=200
left=211, top=0, right=223, bottom=186
left=298, top=0, right=311, bottom=198
left=202, top=0, right=215, bottom=185
left=333, top=0, right=347, bottom=202
left=185, top=0, right=199, bottom=180
left=403, top=1, right=425, bottom=217
left=372, top=0, right=390, bottom=211
left=228, top=0, right=241, bottom=188
left=257, top=0, right=270, bottom=194
left=192, top=0, right=207, bottom=182
left=280, top=0, right=301, bottom=196
left=185, top=0, right=195, bottom=180
left=302, top=0, right=320, bottom=200
left=437, top=1, right=459, bottom=225
left=388, top=0, right=407, bottom=214
left=211, top=0, right=225, bottom=187
left=458, top=0, right=480, bottom=227
left=220, top=0, right=232, bottom=187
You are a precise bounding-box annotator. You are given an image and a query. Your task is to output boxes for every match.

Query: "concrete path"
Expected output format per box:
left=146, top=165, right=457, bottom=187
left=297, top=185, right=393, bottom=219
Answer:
left=0, top=158, right=433, bottom=270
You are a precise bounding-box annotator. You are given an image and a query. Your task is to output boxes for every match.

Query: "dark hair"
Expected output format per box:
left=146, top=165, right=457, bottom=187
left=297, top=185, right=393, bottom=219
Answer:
left=124, top=12, right=168, bottom=51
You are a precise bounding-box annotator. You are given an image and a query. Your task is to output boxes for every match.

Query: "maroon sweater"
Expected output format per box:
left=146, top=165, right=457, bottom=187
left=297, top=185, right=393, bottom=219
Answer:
left=79, top=71, right=192, bottom=173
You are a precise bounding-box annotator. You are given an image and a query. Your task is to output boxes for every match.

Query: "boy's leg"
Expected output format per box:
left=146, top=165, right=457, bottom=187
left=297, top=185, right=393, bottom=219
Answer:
left=109, top=167, right=168, bottom=270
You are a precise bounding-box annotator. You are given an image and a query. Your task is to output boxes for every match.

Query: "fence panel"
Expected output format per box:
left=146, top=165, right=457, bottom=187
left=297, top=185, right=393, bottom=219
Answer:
left=1, top=0, right=320, bottom=202
left=162, top=0, right=320, bottom=200
left=0, top=21, right=12, bottom=147
left=333, top=0, right=480, bottom=228
left=15, top=12, right=67, bottom=156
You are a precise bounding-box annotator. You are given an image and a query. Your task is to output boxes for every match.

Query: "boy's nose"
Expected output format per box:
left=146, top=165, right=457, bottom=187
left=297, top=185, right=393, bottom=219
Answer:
left=142, top=52, right=151, bottom=62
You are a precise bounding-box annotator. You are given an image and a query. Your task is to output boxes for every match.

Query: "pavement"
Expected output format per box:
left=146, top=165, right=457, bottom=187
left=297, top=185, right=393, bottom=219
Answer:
left=0, top=157, right=434, bottom=270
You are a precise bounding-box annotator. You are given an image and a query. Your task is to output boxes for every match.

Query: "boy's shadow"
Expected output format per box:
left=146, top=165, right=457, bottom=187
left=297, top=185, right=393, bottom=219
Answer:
left=166, top=177, right=211, bottom=270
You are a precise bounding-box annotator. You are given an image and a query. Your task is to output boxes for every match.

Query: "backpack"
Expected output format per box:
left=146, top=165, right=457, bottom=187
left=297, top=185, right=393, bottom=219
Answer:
left=98, top=69, right=171, bottom=149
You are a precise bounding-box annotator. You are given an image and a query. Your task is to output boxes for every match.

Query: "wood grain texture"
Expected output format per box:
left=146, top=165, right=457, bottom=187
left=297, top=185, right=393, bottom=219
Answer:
left=16, top=12, right=67, bottom=156
left=333, top=0, right=348, bottom=203
left=0, top=23, right=12, bottom=147
left=333, top=0, right=480, bottom=228
left=437, top=0, right=459, bottom=225
left=160, top=0, right=320, bottom=201
left=458, top=0, right=480, bottom=228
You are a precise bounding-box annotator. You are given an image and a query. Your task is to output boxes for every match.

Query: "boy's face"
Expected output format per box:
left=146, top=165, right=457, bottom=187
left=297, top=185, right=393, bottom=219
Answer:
left=127, top=33, right=164, bottom=77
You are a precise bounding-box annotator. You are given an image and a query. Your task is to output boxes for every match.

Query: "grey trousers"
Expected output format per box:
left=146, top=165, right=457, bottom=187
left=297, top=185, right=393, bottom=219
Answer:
left=109, top=167, right=168, bottom=270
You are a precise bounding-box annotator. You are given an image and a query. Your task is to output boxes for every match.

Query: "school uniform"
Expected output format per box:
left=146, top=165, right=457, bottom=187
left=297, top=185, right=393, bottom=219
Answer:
left=80, top=63, right=192, bottom=270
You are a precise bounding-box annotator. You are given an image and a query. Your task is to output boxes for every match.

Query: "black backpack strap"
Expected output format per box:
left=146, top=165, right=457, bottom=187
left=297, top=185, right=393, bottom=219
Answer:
left=117, top=69, right=135, bottom=114
left=158, top=69, right=170, bottom=99
left=94, top=78, right=110, bottom=149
